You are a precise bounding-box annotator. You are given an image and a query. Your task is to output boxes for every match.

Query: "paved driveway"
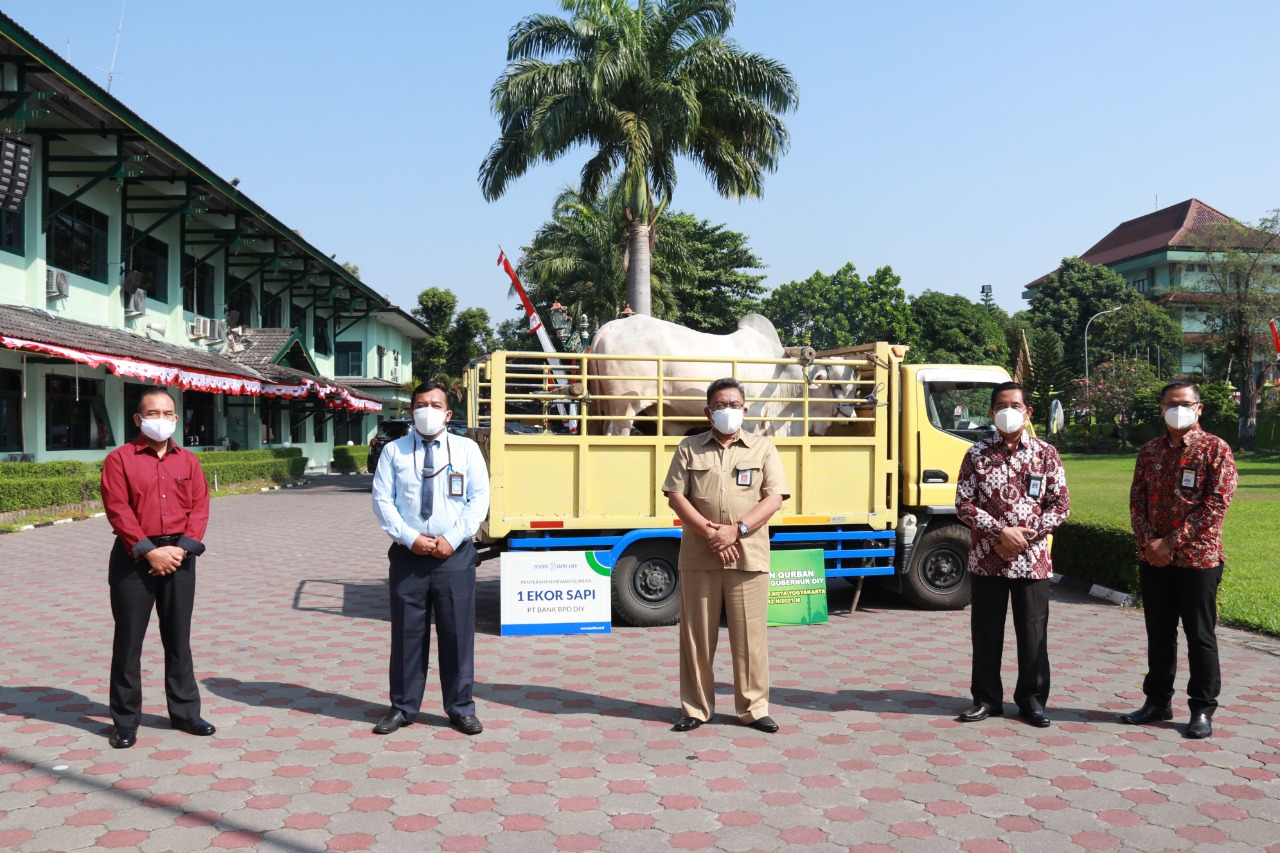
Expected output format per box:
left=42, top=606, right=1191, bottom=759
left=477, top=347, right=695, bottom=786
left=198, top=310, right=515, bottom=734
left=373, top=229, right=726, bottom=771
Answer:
left=1, top=476, right=1277, bottom=852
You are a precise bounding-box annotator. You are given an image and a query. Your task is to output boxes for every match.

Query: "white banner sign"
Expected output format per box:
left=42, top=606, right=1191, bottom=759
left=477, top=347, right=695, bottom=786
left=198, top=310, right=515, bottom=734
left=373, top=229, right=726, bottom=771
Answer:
left=500, top=551, right=612, bottom=636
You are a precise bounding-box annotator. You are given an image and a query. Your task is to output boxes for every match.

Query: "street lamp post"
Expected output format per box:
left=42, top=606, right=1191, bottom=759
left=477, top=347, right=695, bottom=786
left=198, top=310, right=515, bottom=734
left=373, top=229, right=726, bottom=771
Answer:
left=1084, top=305, right=1122, bottom=417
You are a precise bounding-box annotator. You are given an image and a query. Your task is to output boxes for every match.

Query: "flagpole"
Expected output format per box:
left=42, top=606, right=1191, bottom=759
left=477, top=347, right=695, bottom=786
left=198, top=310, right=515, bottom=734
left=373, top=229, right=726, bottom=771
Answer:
left=497, top=249, right=576, bottom=431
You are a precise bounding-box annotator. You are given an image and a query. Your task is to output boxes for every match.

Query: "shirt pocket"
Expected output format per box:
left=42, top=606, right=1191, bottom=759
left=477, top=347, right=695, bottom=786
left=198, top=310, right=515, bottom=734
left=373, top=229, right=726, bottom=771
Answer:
left=173, top=475, right=193, bottom=508
left=684, top=459, right=719, bottom=498
left=727, top=466, right=762, bottom=517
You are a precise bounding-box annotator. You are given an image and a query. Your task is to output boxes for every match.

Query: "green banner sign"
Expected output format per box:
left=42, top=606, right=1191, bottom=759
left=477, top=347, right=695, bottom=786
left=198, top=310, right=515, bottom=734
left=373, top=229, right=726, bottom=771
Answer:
left=767, top=549, right=828, bottom=626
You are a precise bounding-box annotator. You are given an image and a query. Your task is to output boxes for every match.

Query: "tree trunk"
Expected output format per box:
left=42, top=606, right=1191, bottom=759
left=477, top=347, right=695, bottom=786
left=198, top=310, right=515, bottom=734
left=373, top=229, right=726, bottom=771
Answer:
left=1238, top=342, right=1259, bottom=451
left=625, top=219, right=652, bottom=316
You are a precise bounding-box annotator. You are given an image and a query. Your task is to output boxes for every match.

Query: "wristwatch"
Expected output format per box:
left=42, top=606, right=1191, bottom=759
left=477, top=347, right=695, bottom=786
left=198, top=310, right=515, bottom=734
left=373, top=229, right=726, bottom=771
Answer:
left=737, top=521, right=750, bottom=538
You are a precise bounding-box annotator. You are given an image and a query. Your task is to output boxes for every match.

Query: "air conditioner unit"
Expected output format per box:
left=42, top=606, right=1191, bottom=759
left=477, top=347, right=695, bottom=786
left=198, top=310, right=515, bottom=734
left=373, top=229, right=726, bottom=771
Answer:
left=124, top=289, right=147, bottom=318
left=45, top=269, right=69, bottom=299
left=390, top=366, right=400, bottom=382
left=190, top=316, right=215, bottom=339
left=210, top=319, right=228, bottom=341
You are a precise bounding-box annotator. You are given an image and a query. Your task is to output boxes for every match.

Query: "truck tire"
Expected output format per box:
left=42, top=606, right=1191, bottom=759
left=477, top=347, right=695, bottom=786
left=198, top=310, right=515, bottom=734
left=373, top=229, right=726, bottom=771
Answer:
left=904, top=523, right=971, bottom=610
left=611, top=539, right=681, bottom=627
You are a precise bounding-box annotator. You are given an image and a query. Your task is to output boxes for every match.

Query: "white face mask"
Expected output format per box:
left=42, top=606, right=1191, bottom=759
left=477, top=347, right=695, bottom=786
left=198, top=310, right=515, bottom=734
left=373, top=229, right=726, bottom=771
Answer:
left=1164, top=405, right=1198, bottom=430
left=139, top=417, right=177, bottom=443
left=413, top=406, right=447, bottom=437
left=711, top=407, right=745, bottom=435
left=993, top=408, right=1025, bottom=435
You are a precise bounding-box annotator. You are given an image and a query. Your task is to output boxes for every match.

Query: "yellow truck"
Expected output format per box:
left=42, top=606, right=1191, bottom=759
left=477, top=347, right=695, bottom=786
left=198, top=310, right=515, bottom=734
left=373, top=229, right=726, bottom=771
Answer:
left=464, top=344, right=1012, bottom=627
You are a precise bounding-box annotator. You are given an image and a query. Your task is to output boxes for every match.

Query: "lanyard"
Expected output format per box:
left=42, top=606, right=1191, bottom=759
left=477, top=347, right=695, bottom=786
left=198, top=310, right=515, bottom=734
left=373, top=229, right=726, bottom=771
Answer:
left=413, top=433, right=453, bottom=479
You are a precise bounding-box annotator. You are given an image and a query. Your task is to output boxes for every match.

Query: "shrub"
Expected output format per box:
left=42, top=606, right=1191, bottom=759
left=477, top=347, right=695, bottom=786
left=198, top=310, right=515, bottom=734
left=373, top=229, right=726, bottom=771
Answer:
left=201, top=456, right=306, bottom=487
left=1053, top=517, right=1140, bottom=596
left=192, top=447, right=302, bottom=464
left=332, top=445, right=370, bottom=471
left=0, top=475, right=100, bottom=512
left=0, top=460, right=99, bottom=479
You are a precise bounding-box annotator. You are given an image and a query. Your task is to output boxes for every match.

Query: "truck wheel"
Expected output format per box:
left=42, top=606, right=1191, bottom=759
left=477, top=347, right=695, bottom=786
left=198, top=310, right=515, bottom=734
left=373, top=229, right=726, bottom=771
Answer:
left=611, top=539, right=681, bottom=627
left=904, top=523, right=971, bottom=610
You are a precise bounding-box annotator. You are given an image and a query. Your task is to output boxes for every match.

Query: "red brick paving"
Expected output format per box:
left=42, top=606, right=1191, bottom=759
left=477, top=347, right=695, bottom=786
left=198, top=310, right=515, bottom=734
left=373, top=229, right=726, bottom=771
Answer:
left=2, top=475, right=1279, bottom=852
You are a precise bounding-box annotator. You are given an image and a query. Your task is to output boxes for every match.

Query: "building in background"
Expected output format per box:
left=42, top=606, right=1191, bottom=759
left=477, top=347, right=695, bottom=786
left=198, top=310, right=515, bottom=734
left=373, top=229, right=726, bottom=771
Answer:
left=0, top=12, right=426, bottom=465
left=1023, top=198, right=1279, bottom=377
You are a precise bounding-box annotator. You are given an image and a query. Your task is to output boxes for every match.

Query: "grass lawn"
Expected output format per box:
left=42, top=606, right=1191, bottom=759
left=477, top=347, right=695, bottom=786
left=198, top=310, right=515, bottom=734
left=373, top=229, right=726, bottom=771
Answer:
left=1061, top=451, right=1280, bottom=637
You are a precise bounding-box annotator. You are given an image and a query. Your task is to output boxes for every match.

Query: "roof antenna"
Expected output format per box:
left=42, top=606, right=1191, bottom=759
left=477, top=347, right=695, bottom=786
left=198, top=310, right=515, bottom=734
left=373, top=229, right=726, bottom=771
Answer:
left=105, top=0, right=127, bottom=93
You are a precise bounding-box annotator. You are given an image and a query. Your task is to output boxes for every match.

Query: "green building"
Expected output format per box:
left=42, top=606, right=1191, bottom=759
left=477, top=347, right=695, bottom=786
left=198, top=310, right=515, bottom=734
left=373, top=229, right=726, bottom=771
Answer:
left=1022, top=198, right=1279, bottom=377
left=0, top=13, right=427, bottom=466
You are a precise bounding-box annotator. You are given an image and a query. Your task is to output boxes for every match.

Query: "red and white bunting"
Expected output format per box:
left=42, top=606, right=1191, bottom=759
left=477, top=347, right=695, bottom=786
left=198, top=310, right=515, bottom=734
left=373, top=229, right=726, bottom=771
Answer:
left=0, top=336, right=382, bottom=412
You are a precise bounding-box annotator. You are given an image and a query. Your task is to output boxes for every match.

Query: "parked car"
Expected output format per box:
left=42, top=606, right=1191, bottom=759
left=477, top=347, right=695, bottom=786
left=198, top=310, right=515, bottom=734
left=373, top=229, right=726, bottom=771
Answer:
left=366, top=418, right=471, bottom=472
left=366, top=418, right=411, bottom=472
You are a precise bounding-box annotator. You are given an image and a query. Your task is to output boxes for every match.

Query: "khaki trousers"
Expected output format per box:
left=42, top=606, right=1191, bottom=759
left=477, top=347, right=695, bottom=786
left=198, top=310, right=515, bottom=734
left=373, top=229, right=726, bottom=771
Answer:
left=679, top=568, right=770, bottom=723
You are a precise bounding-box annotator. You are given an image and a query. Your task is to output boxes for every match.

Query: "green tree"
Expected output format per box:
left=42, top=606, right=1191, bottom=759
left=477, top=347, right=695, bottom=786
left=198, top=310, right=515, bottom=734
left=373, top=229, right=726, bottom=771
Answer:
left=494, top=314, right=543, bottom=353
left=480, top=0, right=797, bottom=316
left=1003, top=312, right=1073, bottom=432
left=658, top=212, right=765, bottom=333
left=517, top=185, right=766, bottom=335
left=909, top=290, right=1009, bottom=366
left=762, top=263, right=917, bottom=350
left=1028, top=257, right=1146, bottom=376
left=1185, top=210, right=1280, bottom=449
left=1072, top=357, right=1162, bottom=428
left=518, top=186, right=679, bottom=327
left=411, top=288, right=497, bottom=381
left=1083, top=299, right=1183, bottom=379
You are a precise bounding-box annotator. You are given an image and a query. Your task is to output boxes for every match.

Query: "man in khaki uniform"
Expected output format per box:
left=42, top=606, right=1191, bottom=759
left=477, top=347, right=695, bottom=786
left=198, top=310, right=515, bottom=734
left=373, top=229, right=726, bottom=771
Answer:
left=663, top=378, right=789, bottom=733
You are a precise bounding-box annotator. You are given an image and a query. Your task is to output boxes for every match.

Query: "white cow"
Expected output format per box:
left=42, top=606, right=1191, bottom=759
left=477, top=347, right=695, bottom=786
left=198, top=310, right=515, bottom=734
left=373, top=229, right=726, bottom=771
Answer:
left=588, top=314, right=854, bottom=436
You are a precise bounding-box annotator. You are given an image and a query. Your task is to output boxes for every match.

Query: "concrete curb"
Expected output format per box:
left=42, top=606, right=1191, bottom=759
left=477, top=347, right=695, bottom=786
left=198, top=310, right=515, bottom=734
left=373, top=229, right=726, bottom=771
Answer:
left=1050, top=571, right=1134, bottom=607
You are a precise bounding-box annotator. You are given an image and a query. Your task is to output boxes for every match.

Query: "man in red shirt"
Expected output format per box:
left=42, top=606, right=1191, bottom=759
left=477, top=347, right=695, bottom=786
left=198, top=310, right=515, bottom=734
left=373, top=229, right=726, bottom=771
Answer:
left=100, top=388, right=214, bottom=749
left=1123, top=380, right=1237, bottom=739
left=955, top=382, right=1070, bottom=728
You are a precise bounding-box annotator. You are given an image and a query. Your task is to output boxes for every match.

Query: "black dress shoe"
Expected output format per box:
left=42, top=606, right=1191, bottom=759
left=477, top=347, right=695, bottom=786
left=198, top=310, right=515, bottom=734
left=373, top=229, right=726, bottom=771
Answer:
left=109, top=725, right=137, bottom=749
left=672, top=716, right=703, bottom=732
left=1185, top=713, right=1212, bottom=739
left=449, top=714, right=483, bottom=735
left=747, top=716, right=779, bottom=733
left=1119, top=703, right=1173, bottom=725
left=372, top=708, right=411, bottom=735
left=1020, top=709, right=1051, bottom=728
left=171, top=716, right=216, bottom=736
left=958, top=704, right=1002, bottom=723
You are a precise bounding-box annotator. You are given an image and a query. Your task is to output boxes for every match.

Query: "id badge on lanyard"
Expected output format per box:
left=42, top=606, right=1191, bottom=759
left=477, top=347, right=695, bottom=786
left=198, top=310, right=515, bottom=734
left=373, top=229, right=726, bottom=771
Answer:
left=448, top=471, right=465, bottom=497
left=1027, top=474, right=1044, bottom=500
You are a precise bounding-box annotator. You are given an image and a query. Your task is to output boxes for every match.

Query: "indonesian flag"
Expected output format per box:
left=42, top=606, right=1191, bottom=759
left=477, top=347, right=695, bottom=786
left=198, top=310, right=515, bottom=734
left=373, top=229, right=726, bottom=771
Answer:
left=497, top=250, right=542, bottom=334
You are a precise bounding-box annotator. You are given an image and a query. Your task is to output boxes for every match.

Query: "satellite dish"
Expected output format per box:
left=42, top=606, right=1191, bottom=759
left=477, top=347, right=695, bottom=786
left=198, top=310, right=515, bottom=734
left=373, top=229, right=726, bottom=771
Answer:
left=146, top=319, right=168, bottom=336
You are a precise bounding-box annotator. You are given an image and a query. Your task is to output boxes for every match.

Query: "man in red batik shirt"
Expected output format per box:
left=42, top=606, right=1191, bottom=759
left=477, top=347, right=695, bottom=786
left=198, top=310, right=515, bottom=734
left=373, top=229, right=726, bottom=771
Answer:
left=100, top=388, right=214, bottom=749
left=1122, top=380, right=1237, bottom=739
left=955, top=382, right=1070, bottom=728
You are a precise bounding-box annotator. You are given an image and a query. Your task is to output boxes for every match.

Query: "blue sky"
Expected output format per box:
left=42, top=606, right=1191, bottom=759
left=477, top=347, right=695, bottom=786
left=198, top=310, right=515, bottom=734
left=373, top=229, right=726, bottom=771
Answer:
left=7, top=1, right=1280, bottom=327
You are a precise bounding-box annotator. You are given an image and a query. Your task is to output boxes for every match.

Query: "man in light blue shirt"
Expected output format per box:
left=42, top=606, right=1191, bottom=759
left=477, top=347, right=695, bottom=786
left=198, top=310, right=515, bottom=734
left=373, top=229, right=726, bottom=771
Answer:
left=371, top=383, right=490, bottom=736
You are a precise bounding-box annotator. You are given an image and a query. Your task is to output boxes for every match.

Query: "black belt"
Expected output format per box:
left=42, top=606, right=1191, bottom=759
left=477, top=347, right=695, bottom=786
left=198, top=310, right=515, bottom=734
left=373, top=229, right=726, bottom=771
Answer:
left=152, top=534, right=182, bottom=547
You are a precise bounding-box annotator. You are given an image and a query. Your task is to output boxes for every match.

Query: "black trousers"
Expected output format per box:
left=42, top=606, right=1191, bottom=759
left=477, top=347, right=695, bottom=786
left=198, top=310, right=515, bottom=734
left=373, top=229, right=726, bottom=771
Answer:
left=108, top=540, right=201, bottom=727
left=388, top=540, right=477, bottom=720
left=970, top=575, right=1050, bottom=713
left=1138, top=562, right=1222, bottom=717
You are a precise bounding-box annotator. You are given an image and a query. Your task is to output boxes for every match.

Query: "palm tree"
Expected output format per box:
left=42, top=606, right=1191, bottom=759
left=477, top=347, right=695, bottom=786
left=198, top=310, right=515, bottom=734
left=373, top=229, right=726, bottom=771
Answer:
left=480, top=0, right=797, bottom=316
left=520, top=184, right=683, bottom=327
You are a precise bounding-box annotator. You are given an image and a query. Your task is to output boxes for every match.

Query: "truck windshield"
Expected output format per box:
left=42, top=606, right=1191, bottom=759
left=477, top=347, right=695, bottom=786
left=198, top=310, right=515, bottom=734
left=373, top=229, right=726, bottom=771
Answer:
left=923, top=382, right=1000, bottom=443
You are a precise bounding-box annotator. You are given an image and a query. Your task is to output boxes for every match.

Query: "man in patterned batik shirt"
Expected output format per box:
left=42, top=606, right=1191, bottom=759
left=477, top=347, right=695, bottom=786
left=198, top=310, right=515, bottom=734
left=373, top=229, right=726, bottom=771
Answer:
left=955, top=382, right=1070, bottom=728
left=1121, top=380, right=1237, bottom=740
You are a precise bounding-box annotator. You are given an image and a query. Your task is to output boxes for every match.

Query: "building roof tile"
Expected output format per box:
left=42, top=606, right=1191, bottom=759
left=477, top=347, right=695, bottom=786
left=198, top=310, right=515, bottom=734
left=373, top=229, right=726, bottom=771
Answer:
left=0, top=304, right=262, bottom=380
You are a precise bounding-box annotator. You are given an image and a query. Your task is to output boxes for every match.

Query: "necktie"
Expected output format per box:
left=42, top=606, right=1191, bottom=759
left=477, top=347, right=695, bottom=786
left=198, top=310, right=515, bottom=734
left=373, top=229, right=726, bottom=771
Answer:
left=420, top=439, right=435, bottom=520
